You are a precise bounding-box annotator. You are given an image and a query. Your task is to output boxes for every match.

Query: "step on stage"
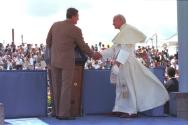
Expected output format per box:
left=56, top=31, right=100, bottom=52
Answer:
left=4, top=115, right=188, bottom=125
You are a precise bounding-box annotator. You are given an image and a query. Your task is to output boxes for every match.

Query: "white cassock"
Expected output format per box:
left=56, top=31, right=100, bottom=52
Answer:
left=101, top=24, right=169, bottom=114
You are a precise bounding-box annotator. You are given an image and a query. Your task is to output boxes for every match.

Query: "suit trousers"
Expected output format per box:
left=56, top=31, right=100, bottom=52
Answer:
left=51, top=66, right=74, bottom=117
left=47, top=67, right=55, bottom=116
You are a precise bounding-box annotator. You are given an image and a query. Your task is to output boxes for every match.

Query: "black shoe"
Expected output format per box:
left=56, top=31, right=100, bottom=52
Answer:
left=107, top=112, right=122, bottom=117
left=48, top=112, right=56, bottom=117
left=56, top=116, right=76, bottom=120
left=120, top=113, right=138, bottom=118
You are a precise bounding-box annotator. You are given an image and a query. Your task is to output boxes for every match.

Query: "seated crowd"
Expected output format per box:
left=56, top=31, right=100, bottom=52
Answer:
left=85, top=43, right=179, bottom=81
left=0, top=42, right=46, bottom=70
left=0, top=42, right=179, bottom=81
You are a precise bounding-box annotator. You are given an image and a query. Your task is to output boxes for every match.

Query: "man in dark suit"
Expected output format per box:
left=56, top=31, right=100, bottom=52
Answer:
left=46, top=7, right=96, bottom=120
left=164, top=67, right=179, bottom=114
left=165, top=67, right=179, bottom=92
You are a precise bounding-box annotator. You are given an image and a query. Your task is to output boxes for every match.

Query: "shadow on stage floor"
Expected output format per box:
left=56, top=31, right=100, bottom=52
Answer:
left=4, top=115, right=188, bottom=125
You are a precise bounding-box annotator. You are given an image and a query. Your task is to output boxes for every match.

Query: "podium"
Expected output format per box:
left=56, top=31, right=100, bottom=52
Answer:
left=71, top=47, right=87, bottom=116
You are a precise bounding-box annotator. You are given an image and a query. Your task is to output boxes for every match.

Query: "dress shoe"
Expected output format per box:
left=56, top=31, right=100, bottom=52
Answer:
left=120, top=113, right=138, bottom=118
left=106, top=112, right=123, bottom=117
left=48, top=112, right=56, bottom=117
left=56, top=116, right=76, bottom=120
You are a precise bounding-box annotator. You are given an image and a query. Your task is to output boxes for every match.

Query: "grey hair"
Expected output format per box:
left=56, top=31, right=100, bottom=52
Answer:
left=114, top=14, right=126, bottom=23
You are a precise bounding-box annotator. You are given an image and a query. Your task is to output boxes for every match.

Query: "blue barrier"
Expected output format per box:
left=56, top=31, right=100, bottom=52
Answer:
left=149, top=67, right=165, bottom=83
left=82, top=69, right=115, bottom=114
left=0, top=67, right=165, bottom=118
left=0, top=70, right=47, bottom=118
left=82, top=67, right=165, bottom=115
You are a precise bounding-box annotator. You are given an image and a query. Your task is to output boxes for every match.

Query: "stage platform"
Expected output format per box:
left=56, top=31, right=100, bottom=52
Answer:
left=4, top=115, right=188, bottom=125
left=2, top=68, right=187, bottom=124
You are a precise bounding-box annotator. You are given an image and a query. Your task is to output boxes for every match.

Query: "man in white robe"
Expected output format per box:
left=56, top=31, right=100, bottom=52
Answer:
left=99, top=14, right=169, bottom=118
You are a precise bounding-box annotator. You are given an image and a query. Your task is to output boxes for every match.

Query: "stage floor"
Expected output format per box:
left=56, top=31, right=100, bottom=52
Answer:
left=4, top=115, right=188, bottom=125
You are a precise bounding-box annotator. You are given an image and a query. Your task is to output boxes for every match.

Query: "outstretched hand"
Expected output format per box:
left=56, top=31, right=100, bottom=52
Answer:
left=93, top=52, right=102, bottom=60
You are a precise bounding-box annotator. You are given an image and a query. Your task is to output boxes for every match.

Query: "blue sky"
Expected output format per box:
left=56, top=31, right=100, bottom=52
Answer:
left=0, top=0, right=177, bottom=46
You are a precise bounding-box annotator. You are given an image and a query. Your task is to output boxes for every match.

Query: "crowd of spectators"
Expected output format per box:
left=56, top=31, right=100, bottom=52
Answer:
left=0, top=42, right=46, bottom=70
left=0, top=41, right=179, bottom=82
left=84, top=42, right=179, bottom=82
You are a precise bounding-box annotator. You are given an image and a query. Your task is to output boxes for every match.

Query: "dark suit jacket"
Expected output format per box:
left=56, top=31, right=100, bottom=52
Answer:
left=46, top=20, right=93, bottom=69
left=165, top=78, right=179, bottom=92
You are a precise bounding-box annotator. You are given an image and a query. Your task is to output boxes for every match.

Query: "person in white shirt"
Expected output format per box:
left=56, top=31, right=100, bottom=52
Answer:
left=97, top=14, right=169, bottom=118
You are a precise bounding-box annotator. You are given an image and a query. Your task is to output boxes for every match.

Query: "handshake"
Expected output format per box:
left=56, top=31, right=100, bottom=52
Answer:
left=92, top=51, right=120, bottom=75
left=92, top=52, right=102, bottom=60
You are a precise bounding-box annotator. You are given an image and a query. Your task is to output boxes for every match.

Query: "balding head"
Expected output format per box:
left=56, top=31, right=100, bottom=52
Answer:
left=114, top=14, right=126, bottom=24
left=113, top=14, right=126, bottom=29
